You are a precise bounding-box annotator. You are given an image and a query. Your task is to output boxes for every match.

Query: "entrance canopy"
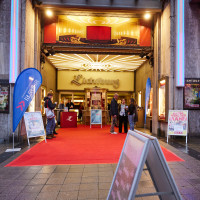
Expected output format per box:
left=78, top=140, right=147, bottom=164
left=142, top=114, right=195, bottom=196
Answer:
left=48, top=53, right=147, bottom=72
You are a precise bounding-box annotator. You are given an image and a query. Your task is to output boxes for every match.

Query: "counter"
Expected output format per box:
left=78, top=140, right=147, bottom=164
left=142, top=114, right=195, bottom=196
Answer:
left=60, top=112, right=77, bottom=128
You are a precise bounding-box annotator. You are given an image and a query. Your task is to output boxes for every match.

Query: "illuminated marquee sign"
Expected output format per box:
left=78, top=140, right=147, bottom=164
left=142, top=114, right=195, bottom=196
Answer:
left=71, top=75, right=119, bottom=89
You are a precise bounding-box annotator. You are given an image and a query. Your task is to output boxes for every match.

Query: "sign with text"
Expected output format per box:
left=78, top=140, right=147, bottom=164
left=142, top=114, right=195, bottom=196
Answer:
left=184, top=78, right=200, bottom=109
left=90, top=109, right=102, bottom=128
left=24, top=112, right=46, bottom=146
left=107, top=130, right=182, bottom=200
left=167, top=110, right=188, bottom=143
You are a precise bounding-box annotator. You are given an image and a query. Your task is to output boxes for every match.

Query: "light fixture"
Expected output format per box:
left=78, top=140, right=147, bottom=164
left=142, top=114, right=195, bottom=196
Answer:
left=46, top=10, right=53, bottom=17
left=144, top=13, right=151, bottom=20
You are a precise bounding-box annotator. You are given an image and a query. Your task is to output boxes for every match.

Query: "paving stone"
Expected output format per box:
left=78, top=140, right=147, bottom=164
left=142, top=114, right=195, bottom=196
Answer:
left=41, top=185, right=61, bottom=192
left=79, top=183, right=98, bottom=191
left=1, top=185, right=25, bottom=195
left=28, top=178, right=48, bottom=185
left=179, top=185, right=200, bottom=194
left=46, top=177, right=65, bottom=185
left=9, top=179, right=30, bottom=186
left=60, top=183, right=80, bottom=191
left=53, top=166, right=70, bottom=173
left=82, top=172, right=98, bottom=177
left=99, top=171, right=114, bottom=177
left=0, top=179, right=14, bottom=186
left=22, top=185, right=44, bottom=193
left=50, top=172, right=67, bottom=178
left=38, top=166, right=56, bottom=174
left=81, top=176, right=98, bottom=183
left=36, top=191, right=59, bottom=200
left=66, top=172, right=82, bottom=178
left=78, top=189, right=98, bottom=199
left=99, top=176, right=113, bottom=183
left=183, top=193, right=200, bottom=200
left=0, top=194, right=17, bottom=200
left=18, top=173, right=37, bottom=180
left=64, top=177, right=82, bottom=184
left=57, top=191, right=79, bottom=200
left=98, top=189, right=109, bottom=199
left=34, top=173, right=51, bottom=179
left=99, top=182, right=111, bottom=190
left=15, top=192, right=38, bottom=200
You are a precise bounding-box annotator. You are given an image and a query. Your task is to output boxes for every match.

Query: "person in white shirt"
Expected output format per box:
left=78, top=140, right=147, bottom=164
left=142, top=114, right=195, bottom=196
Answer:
left=118, top=99, right=128, bottom=133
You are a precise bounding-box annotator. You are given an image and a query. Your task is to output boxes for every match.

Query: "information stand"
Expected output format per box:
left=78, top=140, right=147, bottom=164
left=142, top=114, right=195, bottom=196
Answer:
left=167, top=110, right=188, bottom=144
left=24, top=112, right=46, bottom=146
left=90, top=109, right=102, bottom=128
left=107, top=130, right=182, bottom=200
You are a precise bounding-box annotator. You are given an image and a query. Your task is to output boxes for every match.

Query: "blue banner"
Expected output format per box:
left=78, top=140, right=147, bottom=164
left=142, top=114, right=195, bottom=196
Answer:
left=145, top=78, right=151, bottom=124
left=13, top=68, right=42, bottom=132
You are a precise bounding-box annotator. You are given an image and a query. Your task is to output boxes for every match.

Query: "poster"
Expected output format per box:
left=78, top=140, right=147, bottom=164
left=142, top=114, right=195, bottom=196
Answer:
left=91, top=109, right=102, bottom=124
left=0, top=81, right=9, bottom=113
left=168, top=110, right=188, bottom=136
left=159, top=80, right=166, bottom=120
left=24, top=112, right=46, bottom=138
left=184, top=78, right=200, bottom=109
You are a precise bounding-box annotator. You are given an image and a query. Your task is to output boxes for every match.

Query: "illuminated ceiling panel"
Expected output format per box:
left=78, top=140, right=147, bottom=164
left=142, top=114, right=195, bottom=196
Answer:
left=48, top=53, right=146, bottom=72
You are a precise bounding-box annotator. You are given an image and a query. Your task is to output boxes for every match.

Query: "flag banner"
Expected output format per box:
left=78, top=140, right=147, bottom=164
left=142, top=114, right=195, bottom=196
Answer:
left=13, top=68, right=42, bottom=132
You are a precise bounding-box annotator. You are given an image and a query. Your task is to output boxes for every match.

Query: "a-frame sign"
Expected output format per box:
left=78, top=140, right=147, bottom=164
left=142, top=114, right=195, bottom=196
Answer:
left=107, top=130, right=182, bottom=200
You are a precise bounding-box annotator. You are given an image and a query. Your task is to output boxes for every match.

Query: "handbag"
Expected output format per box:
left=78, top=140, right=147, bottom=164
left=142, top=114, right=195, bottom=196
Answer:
left=45, top=100, right=55, bottom=119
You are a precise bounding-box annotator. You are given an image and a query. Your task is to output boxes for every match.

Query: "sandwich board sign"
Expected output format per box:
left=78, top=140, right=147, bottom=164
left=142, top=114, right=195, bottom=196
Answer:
left=24, top=112, right=46, bottom=146
left=167, top=110, right=188, bottom=144
left=90, top=109, right=102, bottom=128
left=107, top=130, right=182, bottom=200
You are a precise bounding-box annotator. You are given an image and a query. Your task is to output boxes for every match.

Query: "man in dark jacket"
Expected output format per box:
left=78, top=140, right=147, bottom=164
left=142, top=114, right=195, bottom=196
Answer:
left=44, top=92, right=57, bottom=139
left=110, top=93, right=119, bottom=134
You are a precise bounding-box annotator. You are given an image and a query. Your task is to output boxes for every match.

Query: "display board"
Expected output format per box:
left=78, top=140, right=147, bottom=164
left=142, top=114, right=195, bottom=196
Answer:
left=0, top=80, right=9, bottom=113
left=90, top=109, right=102, bottom=128
left=24, top=112, right=46, bottom=146
left=107, top=130, right=182, bottom=200
left=167, top=110, right=188, bottom=144
left=184, top=78, right=200, bottom=109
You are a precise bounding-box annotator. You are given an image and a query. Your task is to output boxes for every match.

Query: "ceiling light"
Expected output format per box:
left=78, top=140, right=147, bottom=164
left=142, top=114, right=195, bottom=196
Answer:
left=144, top=13, right=151, bottom=20
left=46, top=10, right=53, bottom=17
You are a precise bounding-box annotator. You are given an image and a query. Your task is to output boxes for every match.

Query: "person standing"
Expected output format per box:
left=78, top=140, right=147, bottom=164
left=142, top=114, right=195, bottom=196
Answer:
left=78, top=102, right=84, bottom=121
left=66, top=99, right=74, bottom=111
left=110, top=93, right=119, bottom=134
left=44, top=92, right=57, bottom=139
left=128, top=98, right=136, bottom=131
left=119, top=99, right=128, bottom=133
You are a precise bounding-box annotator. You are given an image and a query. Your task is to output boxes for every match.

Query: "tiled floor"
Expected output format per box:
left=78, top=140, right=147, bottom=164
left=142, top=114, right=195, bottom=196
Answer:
left=0, top=130, right=200, bottom=199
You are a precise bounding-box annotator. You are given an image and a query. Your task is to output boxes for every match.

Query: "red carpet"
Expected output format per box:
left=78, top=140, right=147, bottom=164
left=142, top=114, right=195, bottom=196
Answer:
left=6, top=126, right=184, bottom=167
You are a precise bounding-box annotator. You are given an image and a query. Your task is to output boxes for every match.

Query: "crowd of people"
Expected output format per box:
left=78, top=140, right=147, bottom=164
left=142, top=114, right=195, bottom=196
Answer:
left=44, top=91, right=138, bottom=138
left=110, top=93, right=138, bottom=134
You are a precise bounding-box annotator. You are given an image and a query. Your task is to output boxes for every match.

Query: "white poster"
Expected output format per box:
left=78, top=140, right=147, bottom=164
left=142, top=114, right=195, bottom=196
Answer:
left=24, top=112, right=46, bottom=141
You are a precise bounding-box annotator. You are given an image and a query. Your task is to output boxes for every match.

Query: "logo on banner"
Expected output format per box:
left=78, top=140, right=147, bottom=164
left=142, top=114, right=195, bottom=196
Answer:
left=66, top=116, right=73, bottom=121
left=16, top=101, right=25, bottom=111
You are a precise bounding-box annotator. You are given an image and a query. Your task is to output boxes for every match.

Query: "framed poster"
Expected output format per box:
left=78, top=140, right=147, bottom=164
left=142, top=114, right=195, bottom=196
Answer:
left=184, top=78, right=200, bottom=109
left=90, top=109, right=102, bottom=128
left=24, top=112, right=46, bottom=145
left=0, top=80, right=9, bottom=113
left=167, top=110, right=188, bottom=143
